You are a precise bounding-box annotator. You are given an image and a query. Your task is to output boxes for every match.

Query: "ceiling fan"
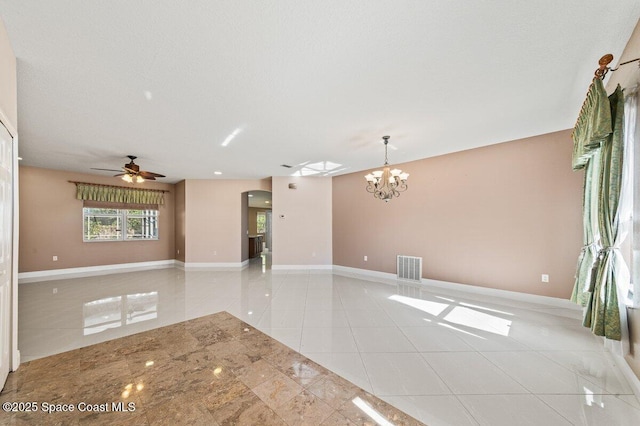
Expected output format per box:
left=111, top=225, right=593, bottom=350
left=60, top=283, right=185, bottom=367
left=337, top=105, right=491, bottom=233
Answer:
left=91, top=155, right=166, bottom=183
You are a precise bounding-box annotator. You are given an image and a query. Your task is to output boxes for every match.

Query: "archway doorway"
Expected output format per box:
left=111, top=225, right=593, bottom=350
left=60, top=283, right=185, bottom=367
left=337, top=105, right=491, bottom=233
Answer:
left=245, top=190, right=272, bottom=261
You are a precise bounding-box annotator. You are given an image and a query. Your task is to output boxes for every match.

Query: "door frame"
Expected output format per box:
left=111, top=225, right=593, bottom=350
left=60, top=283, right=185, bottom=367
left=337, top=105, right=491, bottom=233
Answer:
left=0, top=112, right=20, bottom=372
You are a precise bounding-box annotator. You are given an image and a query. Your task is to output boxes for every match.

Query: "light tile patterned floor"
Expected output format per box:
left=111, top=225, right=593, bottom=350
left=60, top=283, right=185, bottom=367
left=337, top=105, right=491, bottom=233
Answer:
left=12, top=257, right=640, bottom=425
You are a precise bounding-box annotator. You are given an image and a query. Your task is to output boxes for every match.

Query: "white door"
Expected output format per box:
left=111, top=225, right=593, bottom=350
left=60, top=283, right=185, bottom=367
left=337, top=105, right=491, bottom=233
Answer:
left=0, top=122, right=13, bottom=388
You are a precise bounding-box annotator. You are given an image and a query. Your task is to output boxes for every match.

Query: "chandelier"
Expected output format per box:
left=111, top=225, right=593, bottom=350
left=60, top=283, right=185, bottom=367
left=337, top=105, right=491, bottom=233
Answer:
left=364, top=136, right=409, bottom=202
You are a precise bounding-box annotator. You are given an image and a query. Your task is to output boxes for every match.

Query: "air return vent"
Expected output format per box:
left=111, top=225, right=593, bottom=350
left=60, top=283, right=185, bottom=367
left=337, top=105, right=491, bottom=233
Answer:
left=397, top=255, right=422, bottom=282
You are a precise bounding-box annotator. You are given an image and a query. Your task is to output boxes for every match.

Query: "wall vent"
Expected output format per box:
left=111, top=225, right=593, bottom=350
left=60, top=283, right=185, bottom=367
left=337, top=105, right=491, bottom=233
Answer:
left=397, top=255, right=422, bottom=282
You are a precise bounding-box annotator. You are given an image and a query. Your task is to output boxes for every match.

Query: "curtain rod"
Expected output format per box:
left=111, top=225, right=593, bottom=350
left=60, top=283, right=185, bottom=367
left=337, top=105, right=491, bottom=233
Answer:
left=595, top=54, right=640, bottom=79
left=68, top=181, right=169, bottom=193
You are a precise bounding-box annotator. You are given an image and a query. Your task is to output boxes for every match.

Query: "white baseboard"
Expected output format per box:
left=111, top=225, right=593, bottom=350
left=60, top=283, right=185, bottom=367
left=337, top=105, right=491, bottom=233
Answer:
left=333, top=265, right=398, bottom=284
left=333, top=265, right=579, bottom=310
left=422, top=278, right=580, bottom=309
left=179, top=260, right=249, bottom=271
left=18, top=259, right=254, bottom=283
left=618, top=354, right=640, bottom=402
left=271, top=264, right=333, bottom=271
left=18, top=260, right=177, bottom=283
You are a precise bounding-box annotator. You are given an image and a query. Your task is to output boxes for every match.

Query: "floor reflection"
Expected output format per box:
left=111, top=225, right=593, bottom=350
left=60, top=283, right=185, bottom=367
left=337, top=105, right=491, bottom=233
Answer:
left=83, top=292, right=158, bottom=335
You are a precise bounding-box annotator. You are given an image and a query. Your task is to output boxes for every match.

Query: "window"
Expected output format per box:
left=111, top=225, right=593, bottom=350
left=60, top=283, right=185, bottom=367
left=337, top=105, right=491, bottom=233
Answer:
left=83, top=208, right=158, bottom=241
left=257, top=212, right=266, bottom=234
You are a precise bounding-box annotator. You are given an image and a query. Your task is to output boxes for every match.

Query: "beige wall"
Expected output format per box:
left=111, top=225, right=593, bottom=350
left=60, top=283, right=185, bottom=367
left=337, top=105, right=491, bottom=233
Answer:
left=19, top=166, right=175, bottom=272
left=184, top=179, right=271, bottom=264
left=174, top=180, right=185, bottom=262
left=0, top=17, right=17, bottom=132
left=272, top=176, right=332, bottom=266
left=333, top=129, right=582, bottom=299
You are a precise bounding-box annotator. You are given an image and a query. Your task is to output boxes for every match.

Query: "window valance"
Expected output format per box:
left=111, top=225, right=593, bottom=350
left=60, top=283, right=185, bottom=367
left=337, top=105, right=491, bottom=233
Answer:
left=72, top=181, right=166, bottom=206
left=572, top=77, right=612, bottom=170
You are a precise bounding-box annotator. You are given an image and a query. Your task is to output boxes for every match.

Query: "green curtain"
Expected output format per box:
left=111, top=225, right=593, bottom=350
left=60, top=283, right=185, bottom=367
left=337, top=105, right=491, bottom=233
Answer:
left=583, top=85, right=625, bottom=340
left=75, top=183, right=165, bottom=205
left=571, top=77, right=611, bottom=306
left=570, top=150, right=601, bottom=306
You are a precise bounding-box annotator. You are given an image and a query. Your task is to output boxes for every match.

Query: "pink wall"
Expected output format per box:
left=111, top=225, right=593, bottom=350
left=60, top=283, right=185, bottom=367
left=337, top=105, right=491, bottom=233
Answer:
left=184, top=179, right=271, bottom=264
left=272, top=176, right=332, bottom=267
left=19, top=166, right=176, bottom=272
left=333, top=129, right=583, bottom=298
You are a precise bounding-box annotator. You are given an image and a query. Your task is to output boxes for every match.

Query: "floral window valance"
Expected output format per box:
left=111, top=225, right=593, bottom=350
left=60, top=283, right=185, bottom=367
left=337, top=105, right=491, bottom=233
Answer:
left=73, top=182, right=166, bottom=207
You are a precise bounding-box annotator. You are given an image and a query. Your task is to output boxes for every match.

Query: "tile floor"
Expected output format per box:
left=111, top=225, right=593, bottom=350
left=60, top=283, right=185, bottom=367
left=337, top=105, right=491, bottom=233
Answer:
left=12, top=256, right=640, bottom=425
left=2, top=311, right=420, bottom=425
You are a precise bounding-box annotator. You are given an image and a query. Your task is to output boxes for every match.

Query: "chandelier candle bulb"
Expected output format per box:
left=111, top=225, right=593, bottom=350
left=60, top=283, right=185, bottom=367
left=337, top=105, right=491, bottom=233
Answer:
left=364, top=136, right=409, bottom=202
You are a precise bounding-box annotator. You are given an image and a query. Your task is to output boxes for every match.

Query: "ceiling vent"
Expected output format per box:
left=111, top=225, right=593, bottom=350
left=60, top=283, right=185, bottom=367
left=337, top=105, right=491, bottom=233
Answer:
left=280, top=164, right=293, bottom=168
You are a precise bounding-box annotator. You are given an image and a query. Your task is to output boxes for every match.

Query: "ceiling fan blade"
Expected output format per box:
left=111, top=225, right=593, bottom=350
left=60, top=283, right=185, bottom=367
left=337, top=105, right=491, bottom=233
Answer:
left=113, top=173, right=126, bottom=177
left=140, top=171, right=165, bottom=178
left=91, top=168, right=123, bottom=172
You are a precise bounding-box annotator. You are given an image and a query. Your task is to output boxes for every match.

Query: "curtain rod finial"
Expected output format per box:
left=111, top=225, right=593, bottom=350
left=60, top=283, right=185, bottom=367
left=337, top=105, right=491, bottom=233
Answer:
left=595, top=54, right=614, bottom=79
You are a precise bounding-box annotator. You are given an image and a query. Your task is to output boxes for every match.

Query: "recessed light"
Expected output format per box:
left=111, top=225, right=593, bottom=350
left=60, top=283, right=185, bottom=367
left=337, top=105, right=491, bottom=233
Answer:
left=248, top=194, right=254, bottom=197
left=214, top=171, right=222, bottom=175
left=17, top=157, right=23, bottom=161
left=265, top=201, right=270, bottom=204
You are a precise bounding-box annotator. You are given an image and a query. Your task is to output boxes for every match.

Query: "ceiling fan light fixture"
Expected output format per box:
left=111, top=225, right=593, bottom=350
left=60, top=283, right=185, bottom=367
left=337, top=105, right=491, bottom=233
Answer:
left=95, top=155, right=165, bottom=183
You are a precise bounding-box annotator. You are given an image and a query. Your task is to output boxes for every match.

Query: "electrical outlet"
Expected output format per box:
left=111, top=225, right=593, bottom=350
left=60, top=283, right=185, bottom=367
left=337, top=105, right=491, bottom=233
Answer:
left=177, top=249, right=180, bottom=255
left=213, top=251, right=217, bottom=255
left=364, top=255, right=368, bottom=261
left=52, top=256, right=58, bottom=261
left=53, top=288, right=57, bottom=294
left=541, top=274, right=549, bottom=283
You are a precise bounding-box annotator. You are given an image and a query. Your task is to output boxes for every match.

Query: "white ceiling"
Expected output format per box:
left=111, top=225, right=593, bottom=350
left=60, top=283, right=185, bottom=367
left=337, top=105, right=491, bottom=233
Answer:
left=1, top=2, right=639, bottom=183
